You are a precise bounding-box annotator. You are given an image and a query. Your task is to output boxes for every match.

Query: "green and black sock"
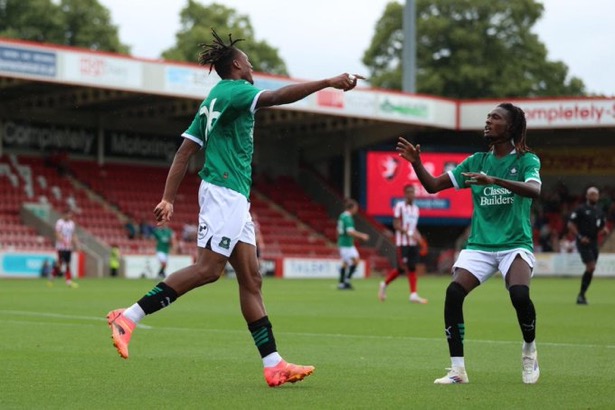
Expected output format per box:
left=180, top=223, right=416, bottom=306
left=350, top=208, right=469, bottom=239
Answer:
left=444, top=282, right=467, bottom=357
left=137, top=282, right=178, bottom=315
left=248, top=316, right=277, bottom=358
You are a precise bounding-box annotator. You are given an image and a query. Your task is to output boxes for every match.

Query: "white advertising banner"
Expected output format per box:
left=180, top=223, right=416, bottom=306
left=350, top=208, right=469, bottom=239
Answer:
left=282, top=257, right=366, bottom=279
left=533, top=252, right=615, bottom=277
left=164, top=65, right=219, bottom=98
left=123, top=255, right=193, bottom=279
left=460, top=99, right=615, bottom=130
left=63, top=53, right=142, bottom=88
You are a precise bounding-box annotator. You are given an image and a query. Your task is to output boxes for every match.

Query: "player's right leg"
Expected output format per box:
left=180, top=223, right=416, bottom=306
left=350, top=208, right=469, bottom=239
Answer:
left=232, top=238, right=315, bottom=387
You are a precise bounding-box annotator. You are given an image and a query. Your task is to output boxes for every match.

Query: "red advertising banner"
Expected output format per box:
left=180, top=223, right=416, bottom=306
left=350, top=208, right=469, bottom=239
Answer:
left=366, top=151, right=473, bottom=219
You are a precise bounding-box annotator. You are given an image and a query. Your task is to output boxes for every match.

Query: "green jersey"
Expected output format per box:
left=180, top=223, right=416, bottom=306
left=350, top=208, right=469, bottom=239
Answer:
left=449, top=150, right=541, bottom=252
left=337, top=211, right=356, bottom=247
left=183, top=79, right=264, bottom=198
left=153, top=227, right=173, bottom=254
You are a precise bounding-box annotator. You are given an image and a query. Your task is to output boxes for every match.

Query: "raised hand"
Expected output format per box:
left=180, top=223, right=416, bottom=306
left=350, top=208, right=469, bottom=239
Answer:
left=396, top=137, right=421, bottom=163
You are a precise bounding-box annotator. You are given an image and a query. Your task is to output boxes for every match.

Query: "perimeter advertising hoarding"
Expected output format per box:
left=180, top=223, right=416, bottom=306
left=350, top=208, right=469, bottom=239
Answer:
left=366, top=151, right=473, bottom=221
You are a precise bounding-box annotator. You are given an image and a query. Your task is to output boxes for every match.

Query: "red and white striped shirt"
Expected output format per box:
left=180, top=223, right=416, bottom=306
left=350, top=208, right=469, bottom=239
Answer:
left=55, top=218, right=76, bottom=251
left=393, top=200, right=420, bottom=246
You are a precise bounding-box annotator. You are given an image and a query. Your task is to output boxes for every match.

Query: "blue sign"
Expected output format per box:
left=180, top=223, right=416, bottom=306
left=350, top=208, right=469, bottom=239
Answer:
left=0, top=45, right=57, bottom=77
left=1, top=253, right=54, bottom=277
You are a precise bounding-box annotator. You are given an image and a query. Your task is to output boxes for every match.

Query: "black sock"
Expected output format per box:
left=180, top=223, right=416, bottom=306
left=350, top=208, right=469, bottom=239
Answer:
left=136, top=282, right=178, bottom=315
left=339, top=267, right=347, bottom=284
left=444, top=282, right=467, bottom=357
left=248, top=316, right=277, bottom=358
left=347, top=265, right=357, bottom=279
left=580, top=270, right=593, bottom=296
left=509, top=285, right=536, bottom=343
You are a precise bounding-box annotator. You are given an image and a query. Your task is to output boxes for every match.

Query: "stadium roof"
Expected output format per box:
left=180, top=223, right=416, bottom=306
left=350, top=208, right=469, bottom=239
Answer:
left=1, top=37, right=614, bottom=162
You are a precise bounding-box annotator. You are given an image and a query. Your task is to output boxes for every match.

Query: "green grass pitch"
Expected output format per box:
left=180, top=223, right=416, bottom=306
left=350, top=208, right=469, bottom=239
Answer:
left=1, top=275, right=614, bottom=409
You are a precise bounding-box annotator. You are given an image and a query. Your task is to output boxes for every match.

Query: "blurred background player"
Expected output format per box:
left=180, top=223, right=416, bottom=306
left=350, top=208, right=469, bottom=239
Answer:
left=152, top=225, right=174, bottom=278
left=53, top=209, right=79, bottom=288
left=109, top=244, right=121, bottom=278
left=337, top=198, right=369, bottom=290
left=379, top=184, right=428, bottom=303
left=567, top=186, right=609, bottom=305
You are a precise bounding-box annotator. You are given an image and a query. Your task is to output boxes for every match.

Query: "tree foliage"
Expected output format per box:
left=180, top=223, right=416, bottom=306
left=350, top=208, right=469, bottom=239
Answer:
left=0, top=0, right=129, bottom=53
left=161, top=1, right=288, bottom=76
left=362, top=0, right=585, bottom=98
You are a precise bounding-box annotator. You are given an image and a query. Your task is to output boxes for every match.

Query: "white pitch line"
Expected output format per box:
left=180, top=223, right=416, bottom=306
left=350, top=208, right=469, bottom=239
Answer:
left=0, top=310, right=152, bottom=329
left=1, top=310, right=613, bottom=349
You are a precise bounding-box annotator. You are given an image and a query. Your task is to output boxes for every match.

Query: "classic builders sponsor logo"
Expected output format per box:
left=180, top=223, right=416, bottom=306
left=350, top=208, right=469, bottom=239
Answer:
left=479, top=186, right=514, bottom=206
left=524, top=102, right=615, bottom=124
left=379, top=98, right=429, bottom=119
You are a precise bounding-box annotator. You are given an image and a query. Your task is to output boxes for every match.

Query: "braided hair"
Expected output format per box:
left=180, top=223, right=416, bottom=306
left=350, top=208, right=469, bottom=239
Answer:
left=498, top=102, right=532, bottom=155
left=198, top=29, right=245, bottom=78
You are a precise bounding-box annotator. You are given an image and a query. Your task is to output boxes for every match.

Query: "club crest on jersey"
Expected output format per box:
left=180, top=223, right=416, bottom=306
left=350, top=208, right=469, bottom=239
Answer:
left=509, top=167, right=518, bottom=176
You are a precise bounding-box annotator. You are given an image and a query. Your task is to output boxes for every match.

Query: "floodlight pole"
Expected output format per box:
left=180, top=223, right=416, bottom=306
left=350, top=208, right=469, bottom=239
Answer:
left=402, top=0, right=416, bottom=93
left=343, top=133, right=351, bottom=199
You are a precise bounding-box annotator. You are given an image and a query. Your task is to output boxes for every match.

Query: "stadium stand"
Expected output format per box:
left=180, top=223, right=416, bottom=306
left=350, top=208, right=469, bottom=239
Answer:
left=1, top=153, right=392, bottom=273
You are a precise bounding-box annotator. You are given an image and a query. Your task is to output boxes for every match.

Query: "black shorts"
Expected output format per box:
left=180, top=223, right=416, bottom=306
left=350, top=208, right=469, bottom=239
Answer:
left=577, top=243, right=599, bottom=264
left=57, top=250, right=72, bottom=264
left=396, top=245, right=420, bottom=272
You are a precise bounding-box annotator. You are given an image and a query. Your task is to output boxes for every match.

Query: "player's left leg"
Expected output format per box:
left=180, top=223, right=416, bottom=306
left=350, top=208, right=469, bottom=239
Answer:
left=505, top=254, right=539, bottom=384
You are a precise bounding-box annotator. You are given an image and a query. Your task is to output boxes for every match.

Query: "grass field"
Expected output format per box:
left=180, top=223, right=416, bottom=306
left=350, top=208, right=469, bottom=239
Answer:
left=1, top=275, right=614, bottom=409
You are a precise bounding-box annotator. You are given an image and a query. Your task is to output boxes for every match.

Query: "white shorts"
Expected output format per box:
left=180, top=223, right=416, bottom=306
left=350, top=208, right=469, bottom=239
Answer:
left=339, top=246, right=359, bottom=265
left=453, top=248, right=535, bottom=284
left=156, top=251, right=168, bottom=264
left=197, top=180, right=255, bottom=257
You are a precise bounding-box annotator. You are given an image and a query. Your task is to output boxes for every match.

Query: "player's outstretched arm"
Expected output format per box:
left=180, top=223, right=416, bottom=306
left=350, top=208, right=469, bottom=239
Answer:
left=256, top=73, right=364, bottom=109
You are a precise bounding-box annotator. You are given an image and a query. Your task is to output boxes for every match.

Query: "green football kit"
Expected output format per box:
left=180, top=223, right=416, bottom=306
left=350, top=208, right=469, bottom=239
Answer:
left=183, top=79, right=264, bottom=199
left=153, top=227, right=173, bottom=254
left=448, top=150, right=541, bottom=252
left=337, top=211, right=356, bottom=247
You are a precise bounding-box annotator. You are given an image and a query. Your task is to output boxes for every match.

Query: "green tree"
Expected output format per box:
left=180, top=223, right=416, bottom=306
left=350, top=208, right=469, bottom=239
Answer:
left=161, top=0, right=288, bottom=76
left=59, top=0, right=128, bottom=53
left=0, top=0, right=129, bottom=53
left=362, top=0, right=585, bottom=98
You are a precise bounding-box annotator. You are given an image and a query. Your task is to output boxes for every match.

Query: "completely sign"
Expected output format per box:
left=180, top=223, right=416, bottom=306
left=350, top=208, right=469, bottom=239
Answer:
left=366, top=151, right=473, bottom=220
left=2, top=121, right=97, bottom=155
left=460, top=99, right=615, bottom=129
left=0, top=45, right=56, bottom=77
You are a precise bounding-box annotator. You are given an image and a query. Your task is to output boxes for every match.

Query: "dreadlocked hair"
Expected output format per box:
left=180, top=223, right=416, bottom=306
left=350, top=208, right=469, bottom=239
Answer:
left=198, top=29, right=245, bottom=78
left=498, top=102, right=532, bottom=155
